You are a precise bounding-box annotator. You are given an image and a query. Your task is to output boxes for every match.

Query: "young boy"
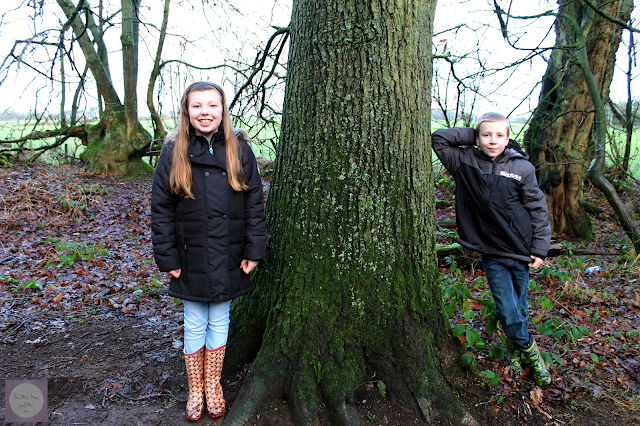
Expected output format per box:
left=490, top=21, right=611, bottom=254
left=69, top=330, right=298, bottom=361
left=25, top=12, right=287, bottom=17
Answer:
left=432, top=112, right=552, bottom=386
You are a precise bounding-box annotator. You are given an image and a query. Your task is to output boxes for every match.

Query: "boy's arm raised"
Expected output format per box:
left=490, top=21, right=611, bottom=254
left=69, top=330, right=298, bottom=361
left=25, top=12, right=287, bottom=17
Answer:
left=431, top=127, right=475, bottom=174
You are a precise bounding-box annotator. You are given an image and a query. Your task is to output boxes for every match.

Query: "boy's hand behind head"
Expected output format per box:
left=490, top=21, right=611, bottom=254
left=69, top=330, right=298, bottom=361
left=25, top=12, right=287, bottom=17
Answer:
left=476, top=121, right=509, bottom=161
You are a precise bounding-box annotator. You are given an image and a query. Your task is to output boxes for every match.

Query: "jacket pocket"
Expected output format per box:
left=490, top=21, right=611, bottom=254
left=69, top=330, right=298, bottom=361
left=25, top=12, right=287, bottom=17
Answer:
left=506, top=210, right=532, bottom=250
left=183, top=222, right=207, bottom=273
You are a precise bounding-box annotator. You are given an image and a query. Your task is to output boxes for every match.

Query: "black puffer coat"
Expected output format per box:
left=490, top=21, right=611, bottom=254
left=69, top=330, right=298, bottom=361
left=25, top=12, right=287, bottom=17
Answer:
left=432, top=127, right=551, bottom=263
left=151, top=131, right=267, bottom=303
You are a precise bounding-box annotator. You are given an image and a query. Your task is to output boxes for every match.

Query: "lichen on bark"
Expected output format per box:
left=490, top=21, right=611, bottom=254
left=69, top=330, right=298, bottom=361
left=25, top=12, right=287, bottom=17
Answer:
left=80, top=110, right=153, bottom=176
left=223, top=1, right=476, bottom=425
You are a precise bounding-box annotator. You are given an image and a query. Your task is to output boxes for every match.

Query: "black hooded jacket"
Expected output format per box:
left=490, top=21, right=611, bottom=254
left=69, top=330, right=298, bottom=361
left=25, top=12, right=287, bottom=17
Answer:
left=432, top=127, right=551, bottom=263
left=151, top=131, right=267, bottom=303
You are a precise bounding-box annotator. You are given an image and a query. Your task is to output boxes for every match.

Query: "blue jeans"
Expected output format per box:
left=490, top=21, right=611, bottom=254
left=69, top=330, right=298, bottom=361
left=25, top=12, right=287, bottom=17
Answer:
left=481, top=255, right=531, bottom=347
left=183, top=300, right=231, bottom=354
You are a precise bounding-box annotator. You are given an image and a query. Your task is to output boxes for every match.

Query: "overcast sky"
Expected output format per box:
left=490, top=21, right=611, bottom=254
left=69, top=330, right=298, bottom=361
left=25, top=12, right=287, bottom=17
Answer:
left=0, top=0, right=637, bottom=122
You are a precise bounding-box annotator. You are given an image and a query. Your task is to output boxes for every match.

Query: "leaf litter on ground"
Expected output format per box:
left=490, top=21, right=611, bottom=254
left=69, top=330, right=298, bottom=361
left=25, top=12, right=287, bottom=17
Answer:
left=0, top=163, right=638, bottom=425
left=435, top=170, right=640, bottom=418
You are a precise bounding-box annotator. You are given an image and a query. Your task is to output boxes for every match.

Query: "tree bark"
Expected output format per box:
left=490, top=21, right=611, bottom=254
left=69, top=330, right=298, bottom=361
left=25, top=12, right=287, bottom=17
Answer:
left=224, top=1, right=476, bottom=425
left=524, top=0, right=630, bottom=239
left=572, top=2, right=640, bottom=253
left=60, top=42, right=67, bottom=127
left=622, top=30, right=634, bottom=172
left=147, top=0, right=170, bottom=140
left=121, top=0, right=140, bottom=140
left=57, top=0, right=121, bottom=108
left=56, top=0, right=153, bottom=175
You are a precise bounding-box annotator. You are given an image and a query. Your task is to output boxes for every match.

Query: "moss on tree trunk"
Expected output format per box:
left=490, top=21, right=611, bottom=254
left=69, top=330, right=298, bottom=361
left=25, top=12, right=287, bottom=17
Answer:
left=80, top=108, right=154, bottom=175
left=224, top=1, right=476, bottom=425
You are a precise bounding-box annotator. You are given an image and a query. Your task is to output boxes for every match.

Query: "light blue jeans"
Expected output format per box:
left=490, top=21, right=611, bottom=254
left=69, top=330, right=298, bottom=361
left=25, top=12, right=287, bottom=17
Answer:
left=183, top=300, right=231, bottom=354
left=481, top=255, right=532, bottom=347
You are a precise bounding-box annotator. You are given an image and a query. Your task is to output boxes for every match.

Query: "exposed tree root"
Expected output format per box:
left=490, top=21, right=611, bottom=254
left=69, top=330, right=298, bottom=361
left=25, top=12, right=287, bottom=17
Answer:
left=290, top=368, right=318, bottom=426
left=325, top=395, right=361, bottom=426
left=224, top=333, right=478, bottom=426
left=223, top=351, right=282, bottom=426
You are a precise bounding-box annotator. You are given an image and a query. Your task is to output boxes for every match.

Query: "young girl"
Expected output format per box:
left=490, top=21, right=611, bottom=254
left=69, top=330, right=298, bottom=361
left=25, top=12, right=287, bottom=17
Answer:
left=151, top=81, right=267, bottom=421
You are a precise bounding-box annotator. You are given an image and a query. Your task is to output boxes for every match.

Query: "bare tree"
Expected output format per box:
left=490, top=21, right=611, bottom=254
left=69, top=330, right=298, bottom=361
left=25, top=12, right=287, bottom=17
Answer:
left=146, top=0, right=171, bottom=141
left=53, top=0, right=152, bottom=174
left=608, top=30, right=639, bottom=175
left=121, top=0, right=141, bottom=141
left=494, top=0, right=633, bottom=241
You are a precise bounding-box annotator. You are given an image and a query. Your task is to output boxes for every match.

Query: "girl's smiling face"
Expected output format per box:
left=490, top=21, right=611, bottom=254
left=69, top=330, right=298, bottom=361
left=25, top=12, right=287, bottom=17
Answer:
left=188, top=89, right=223, bottom=140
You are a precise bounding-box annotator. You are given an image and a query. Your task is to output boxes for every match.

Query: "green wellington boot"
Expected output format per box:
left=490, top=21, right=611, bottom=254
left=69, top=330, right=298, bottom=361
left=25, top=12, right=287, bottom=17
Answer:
left=520, top=338, right=552, bottom=387
left=504, top=337, right=523, bottom=376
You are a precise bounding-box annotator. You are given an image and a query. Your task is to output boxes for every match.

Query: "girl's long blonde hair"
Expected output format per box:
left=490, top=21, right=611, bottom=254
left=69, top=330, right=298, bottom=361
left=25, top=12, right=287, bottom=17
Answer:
left=168, top=82, right=247, bottom=198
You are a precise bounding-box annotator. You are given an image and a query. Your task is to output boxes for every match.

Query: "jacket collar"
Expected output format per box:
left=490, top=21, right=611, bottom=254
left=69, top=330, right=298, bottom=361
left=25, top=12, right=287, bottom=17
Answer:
left=475, top=142, right=529, bottom=163
left=187, top=132, right=227, bottom=169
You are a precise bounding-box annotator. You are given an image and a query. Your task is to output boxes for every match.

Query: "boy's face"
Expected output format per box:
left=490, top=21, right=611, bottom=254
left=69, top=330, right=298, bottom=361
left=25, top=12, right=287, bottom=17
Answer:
left=476, top=121, right=509, bottom=161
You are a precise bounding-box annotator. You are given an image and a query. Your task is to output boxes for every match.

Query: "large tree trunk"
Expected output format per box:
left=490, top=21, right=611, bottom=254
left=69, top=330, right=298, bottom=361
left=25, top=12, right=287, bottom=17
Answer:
left=224, top=1, right=475, bottom=425
left=524, top=0, right=630, bottom=239
left=81, top=114, right=153, bottom=175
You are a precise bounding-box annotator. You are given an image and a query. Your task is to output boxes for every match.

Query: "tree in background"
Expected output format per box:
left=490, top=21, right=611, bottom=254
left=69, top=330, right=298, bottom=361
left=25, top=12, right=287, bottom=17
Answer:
left=0, top=0, right=161, bottom=172
left=55, top=0, right=153, bottom=174
left=0, top=0, right=278, bottom=171
left=608, top=30, right=639, bottom=175
left=519, top=0, right=633, bottom=239
left=222, top=0, right=477, bottom=425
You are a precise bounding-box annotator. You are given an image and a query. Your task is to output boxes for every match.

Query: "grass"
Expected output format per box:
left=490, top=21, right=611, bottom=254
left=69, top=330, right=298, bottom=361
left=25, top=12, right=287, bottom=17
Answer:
left=3, top=118, right=640, bottom=176
left=0, top=117, right=279, bottom=164
left=431, top=120, right=640, bottom=178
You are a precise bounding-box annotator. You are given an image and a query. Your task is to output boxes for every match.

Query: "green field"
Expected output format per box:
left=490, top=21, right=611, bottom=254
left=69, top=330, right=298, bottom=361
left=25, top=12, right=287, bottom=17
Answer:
left=2, top=119, right=639, bottom=177
left=0, top=117, right=279, bottom=165
left=431, top=120, right=640, bottom=178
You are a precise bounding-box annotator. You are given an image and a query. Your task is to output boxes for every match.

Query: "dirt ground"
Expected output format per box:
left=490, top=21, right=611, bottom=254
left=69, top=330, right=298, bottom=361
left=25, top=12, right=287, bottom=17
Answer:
left=2, top=313, right=638, bottom=426
left=1, top=163, right=639, bottom=425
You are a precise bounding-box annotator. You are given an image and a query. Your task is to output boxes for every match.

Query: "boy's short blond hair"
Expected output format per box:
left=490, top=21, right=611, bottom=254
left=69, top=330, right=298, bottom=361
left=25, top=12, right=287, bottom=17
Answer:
left=475, top=112, right=510, bottom=138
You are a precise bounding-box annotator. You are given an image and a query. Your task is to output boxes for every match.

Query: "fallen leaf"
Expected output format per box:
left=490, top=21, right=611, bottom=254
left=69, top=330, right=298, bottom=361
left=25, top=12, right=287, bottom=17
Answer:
left=629, top=295, right=640, bottom=312
left=530, top=388, right=543, bottom=406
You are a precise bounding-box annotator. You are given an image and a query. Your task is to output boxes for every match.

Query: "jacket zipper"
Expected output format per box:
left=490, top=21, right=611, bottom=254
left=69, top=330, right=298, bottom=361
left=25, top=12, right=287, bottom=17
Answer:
left=484, top=161, right=497, bottom=241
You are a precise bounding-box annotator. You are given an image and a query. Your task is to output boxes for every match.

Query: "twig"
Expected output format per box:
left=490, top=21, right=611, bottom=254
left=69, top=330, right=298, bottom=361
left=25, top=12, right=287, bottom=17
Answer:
left=548, top=297, right=575, bottom=315
left=115, top=391, right=165, bottom=401
left=3, top=319, right=28, bottom=342
left=48, top=402, right=65, bottom=418
left=116, top=349, right=145, bottom=359
left=95, top=324, right=126, bottom=337
left=75, top=339, right=96, bottom=354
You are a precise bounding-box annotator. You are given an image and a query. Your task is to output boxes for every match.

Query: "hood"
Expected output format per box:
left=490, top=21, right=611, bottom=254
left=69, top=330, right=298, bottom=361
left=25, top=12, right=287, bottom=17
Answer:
left=500, top=139, right=529, bottom=162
